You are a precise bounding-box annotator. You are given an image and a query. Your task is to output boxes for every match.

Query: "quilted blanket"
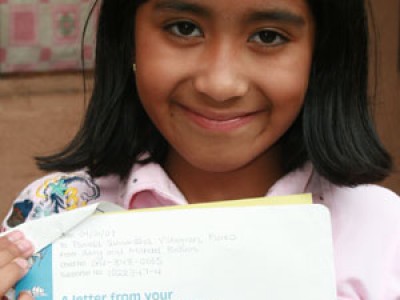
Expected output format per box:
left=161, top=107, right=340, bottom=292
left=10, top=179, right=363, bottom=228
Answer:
left=0, top=0, right=97, bottom=73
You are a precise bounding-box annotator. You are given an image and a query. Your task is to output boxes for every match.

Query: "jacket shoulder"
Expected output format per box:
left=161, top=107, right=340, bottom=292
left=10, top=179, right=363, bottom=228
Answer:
left=324, top=182, right=399, bottom=206
left=1, top=170, right=102, bottom=231
left=321, top=180, right=400, bottom=227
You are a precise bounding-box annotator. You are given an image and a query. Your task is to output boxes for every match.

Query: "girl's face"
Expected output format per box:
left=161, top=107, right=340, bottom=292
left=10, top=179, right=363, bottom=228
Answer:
left=135, top=0, right=315, bottom=173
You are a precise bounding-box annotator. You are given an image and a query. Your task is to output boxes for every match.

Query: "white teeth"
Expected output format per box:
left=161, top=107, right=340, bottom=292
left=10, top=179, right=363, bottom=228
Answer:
left=210, top=117, right=241, bottom=123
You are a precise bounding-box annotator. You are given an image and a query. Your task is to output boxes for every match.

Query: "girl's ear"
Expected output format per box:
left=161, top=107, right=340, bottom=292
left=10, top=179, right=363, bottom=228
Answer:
left=133, top=64, right=137, bottom=72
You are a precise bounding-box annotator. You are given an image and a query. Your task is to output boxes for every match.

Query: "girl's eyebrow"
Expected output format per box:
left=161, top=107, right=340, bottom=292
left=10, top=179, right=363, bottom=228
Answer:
left=246, top=10, right=306, bottom=26
left=154, top=0, right=306, bottom=27
left=154, top=0, right=210, bottom=17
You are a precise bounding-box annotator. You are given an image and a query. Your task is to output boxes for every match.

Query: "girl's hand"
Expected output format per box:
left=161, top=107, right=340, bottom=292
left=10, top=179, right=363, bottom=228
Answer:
left=0, top=231, right=34, bottom=298
left=16, top=291, right=34, bottom=300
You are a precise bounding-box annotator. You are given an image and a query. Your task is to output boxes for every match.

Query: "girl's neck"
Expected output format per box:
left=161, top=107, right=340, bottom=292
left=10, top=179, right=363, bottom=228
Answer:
left=164, top=146, right=284, bottom=204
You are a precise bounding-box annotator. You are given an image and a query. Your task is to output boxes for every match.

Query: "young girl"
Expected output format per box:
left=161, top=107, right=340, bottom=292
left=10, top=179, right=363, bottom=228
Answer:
left=1, top=0, right=399, bottom=298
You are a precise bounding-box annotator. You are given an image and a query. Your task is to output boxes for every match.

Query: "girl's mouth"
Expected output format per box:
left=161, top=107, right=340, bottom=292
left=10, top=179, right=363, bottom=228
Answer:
left=178, top=104, right=260, bottom=132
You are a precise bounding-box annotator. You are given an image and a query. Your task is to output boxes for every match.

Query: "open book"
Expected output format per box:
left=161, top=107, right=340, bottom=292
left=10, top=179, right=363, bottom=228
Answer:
left=10, top=194, right=337, bottom=299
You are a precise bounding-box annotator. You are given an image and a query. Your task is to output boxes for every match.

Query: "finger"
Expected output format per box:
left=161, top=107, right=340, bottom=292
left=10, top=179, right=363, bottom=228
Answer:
left=0, top=258, right=30, bottom=296
left=18, top=291, right=34, bottom=300
left=0, top=231, right=24, bottom=250
left=0, top=240, right=33, bottom=267
left=0, top=233, right=34, bottom=268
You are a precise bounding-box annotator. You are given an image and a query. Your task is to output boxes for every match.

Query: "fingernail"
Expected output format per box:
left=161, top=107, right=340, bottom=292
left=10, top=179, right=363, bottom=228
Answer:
left=18, top=290, right=33, bottom=299
left=7, top=230, right=24, bottom=242
left=16, top=240, right=34, bottom=256
left=14, top=258, right=30, bottom=273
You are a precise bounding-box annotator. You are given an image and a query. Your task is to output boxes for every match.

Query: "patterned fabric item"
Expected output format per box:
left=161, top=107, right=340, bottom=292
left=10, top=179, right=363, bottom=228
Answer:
left=0, top=0, right=97, bottom=73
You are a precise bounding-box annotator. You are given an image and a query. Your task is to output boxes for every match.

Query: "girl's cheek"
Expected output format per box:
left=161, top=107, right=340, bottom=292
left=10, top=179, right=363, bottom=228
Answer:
left=256, top=69, right=310, bottom=108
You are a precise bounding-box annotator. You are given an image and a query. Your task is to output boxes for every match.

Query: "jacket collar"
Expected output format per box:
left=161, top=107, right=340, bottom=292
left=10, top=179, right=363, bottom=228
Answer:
left=121, top=161, right=317, bottom=209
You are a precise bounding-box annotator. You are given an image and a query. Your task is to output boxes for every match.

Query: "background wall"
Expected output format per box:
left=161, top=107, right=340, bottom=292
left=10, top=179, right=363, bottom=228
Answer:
left=0, top=0, right=399, bottom=220
left=0, top=73, right=87, bottom=220
left=372, top=0, right=400, bottom=192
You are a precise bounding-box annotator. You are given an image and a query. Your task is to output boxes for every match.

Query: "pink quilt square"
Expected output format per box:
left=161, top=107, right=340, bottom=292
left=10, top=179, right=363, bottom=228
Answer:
left=83, top=45, right=93, bottom=60
left=10, top=5, right=38, bottom=46
left=39, top=48, right=52, bottom=62
left=52, top=5, right=80, bottom=44
left=0, top=48, right=6, bottom=63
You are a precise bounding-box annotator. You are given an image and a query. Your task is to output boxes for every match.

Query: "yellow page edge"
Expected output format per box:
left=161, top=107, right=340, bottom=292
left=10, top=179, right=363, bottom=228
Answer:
left=98, top=193, right=313, bottom=216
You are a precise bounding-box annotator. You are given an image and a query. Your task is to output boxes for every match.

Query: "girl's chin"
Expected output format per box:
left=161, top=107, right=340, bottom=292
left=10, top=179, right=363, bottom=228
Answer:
left=182, top=153, right=264, bottom=174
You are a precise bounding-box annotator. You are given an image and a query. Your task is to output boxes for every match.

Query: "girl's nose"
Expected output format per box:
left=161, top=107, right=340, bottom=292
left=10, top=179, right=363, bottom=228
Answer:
left=193, top=49, right=249, bottom=102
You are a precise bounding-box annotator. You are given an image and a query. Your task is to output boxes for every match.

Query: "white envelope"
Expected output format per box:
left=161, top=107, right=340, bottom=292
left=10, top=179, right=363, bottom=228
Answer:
left=12, top=201, right=337, bottom=300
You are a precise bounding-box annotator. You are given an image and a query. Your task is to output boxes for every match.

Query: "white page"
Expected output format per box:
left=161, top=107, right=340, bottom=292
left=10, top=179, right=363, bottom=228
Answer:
left=16, top=204, right=338, bottom=300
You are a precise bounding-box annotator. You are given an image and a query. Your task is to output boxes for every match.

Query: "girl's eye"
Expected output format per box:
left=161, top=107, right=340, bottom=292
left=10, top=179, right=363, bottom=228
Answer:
left=249, top=30, right=288, bottom=46
left=165, top=21, right=203, bottom=38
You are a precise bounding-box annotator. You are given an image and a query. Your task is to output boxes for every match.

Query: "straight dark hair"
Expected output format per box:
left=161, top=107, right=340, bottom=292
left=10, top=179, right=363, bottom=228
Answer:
left=37, top=0, right=392, bottom=186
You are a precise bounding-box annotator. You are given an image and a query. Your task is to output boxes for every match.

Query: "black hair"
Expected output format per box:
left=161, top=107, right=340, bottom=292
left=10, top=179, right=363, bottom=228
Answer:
left=36, top=0, right=392, bottom=186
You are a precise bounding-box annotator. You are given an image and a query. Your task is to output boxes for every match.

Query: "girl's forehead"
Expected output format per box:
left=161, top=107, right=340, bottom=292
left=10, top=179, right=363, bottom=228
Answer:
left=143, top=0, right=314, bottom=30
left=147, top=0, right=312, bottom=16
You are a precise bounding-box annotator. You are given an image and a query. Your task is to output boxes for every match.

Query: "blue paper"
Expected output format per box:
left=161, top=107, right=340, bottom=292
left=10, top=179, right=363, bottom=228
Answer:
left=16, top=245, right=53, bottom=299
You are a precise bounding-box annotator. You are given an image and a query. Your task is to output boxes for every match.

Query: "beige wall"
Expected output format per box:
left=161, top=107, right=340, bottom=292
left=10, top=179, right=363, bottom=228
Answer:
left=372, top=0, right=400, bottom=191
left=0, top=74, right=86, bottom=219
left=0, top=0, right=399, bottom=220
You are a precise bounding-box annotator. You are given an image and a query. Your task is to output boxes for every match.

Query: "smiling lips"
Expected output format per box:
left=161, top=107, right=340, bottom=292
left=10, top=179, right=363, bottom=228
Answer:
left=179, top=104, right=261, bottom=132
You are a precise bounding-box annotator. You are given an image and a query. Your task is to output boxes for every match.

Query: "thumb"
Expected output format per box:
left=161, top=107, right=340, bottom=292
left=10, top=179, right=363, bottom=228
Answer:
left=17, top=291, right=34, bottom=300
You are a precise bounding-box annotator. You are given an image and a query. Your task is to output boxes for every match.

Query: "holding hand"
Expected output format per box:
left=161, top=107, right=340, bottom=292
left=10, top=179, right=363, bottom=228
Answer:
left=0, top=231, right=34, bottom=299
